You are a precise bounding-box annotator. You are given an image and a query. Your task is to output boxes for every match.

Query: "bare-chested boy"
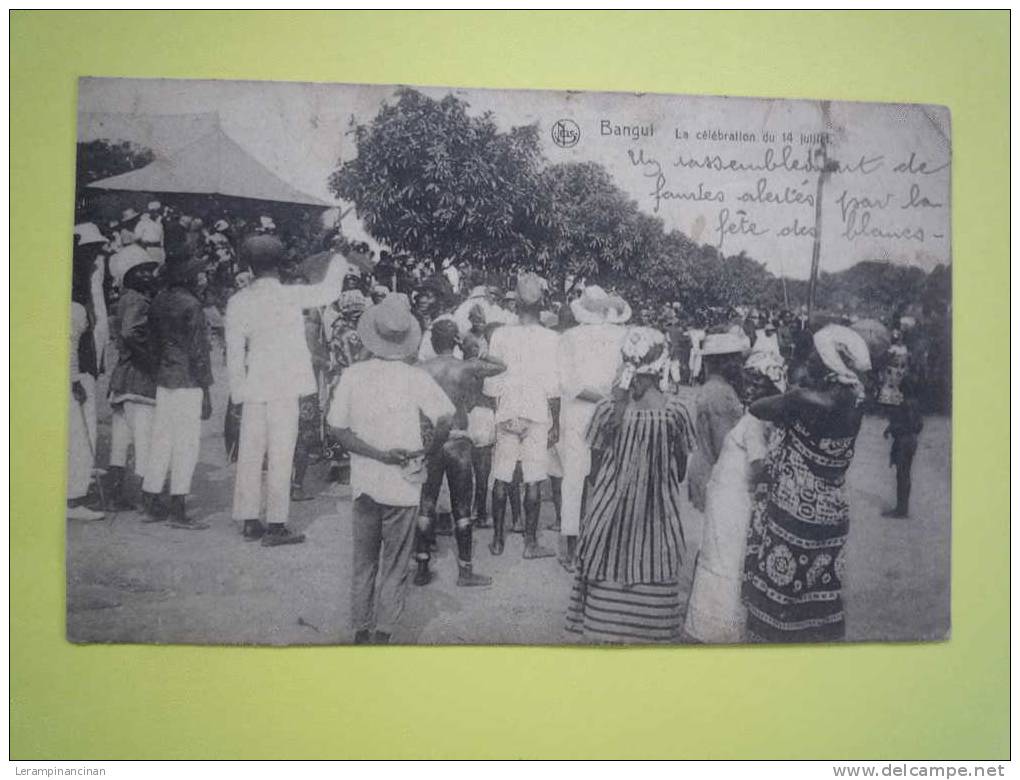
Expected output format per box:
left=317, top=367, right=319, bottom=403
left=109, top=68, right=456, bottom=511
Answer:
left=415, top=319, right=506, bottom=587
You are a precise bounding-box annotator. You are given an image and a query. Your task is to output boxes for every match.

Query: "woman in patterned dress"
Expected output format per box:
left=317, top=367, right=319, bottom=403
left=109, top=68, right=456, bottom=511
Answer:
left=566, top=327, right=695, bottom=644
left=742, top=325, right=872, bottom=643
left=322, top=290, right=370, bottom=468
left=290, top=304, right=328, bottom=501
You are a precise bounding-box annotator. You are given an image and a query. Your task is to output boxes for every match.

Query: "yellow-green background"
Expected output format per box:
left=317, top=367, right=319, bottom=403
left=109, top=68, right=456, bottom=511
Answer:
left=10, top=10, right=1009, bottom=759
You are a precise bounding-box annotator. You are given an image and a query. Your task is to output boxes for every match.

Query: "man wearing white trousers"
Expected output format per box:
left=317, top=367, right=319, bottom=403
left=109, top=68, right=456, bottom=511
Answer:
left=141, top=255, right=214, bottom=528
left=67, top=223, right=111, bottom=521
left=67, top=301, right=103, bottom=520
left=555, top=286, right=630, bottom=570
left=225, top=236, right=351, bottom=546
left=106, top=256, right=159, bottom=509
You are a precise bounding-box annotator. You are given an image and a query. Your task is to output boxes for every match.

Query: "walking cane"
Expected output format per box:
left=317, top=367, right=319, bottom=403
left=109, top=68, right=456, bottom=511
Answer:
left=76, top=397, right=111, bottom=518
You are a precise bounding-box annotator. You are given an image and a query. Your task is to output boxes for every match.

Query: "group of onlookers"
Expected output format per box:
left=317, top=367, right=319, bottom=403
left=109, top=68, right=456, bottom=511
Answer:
left=68, top=207, right=930, bottom=645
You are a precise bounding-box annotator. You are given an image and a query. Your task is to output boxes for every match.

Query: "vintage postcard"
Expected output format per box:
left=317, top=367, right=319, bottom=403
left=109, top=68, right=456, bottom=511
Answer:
left=67, top=77, right=950, bottom=645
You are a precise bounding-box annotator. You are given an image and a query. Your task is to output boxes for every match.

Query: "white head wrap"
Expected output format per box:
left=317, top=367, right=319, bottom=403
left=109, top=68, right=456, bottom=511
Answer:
left=744, top=350, right=788, bottom=393
left=812, top=324, right=872, bottom=399
left=618, top=327, right=669, bottom=391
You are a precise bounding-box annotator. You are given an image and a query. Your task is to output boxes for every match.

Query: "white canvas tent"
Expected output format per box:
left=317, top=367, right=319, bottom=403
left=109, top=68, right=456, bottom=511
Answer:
left=87, top=124, right=329, bottom=207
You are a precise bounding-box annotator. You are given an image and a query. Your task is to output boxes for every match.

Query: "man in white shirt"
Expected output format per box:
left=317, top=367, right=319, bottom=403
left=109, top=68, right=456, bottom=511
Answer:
left=556, top=286, right=630, bottom=570
left=752, top=322, right=782, bottom=356
left=225, top=236, right=350, bottom=546
left=73, top=222, right=111, bottom=377
left=688, top=326, right=707, bottom=382
left=135, top=201, right=165, bottom=263
left=441, top=260, right=461, bottom=295
left=328, top=294, right=455, bottom=644
left=483, top=274, right=560, bottom=559
left=67, top=229, right=107, bottom=521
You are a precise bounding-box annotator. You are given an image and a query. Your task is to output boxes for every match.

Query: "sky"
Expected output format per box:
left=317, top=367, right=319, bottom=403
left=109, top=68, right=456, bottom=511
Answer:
left=79, top=77, right=951, bottom=279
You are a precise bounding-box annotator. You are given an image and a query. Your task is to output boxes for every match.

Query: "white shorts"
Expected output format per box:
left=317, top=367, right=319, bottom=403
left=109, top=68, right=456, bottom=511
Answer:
left=467, top=406, right=496, bottom=448
left=547, top=442, right=564, bottom=479
left=492, top=419, right=550, bottom=484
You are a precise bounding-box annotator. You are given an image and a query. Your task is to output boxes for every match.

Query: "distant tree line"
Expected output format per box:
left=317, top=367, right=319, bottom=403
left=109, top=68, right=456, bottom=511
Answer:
left=330, top=87, right=949, bottom=319
left=73, top=97, right=951, bottom=325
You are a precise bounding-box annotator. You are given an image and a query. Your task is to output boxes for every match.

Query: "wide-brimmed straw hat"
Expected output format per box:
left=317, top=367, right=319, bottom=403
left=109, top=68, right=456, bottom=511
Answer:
left=570, top=285, right=632, bottom=325
left=119, top=208, right=141, bottom=227
left=357, top=293, right=423, bottom=360
left=119, top=250, right=159, bottom=280
left=74, top=222, right=107, bottom=246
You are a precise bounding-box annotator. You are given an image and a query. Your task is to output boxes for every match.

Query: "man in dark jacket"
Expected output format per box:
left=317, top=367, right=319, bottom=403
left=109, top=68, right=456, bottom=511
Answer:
left=140, top=254, right=213, bottom=528
left=883, top=376, right=924, bottom=518
left=107, top=256, right=159, bottom=509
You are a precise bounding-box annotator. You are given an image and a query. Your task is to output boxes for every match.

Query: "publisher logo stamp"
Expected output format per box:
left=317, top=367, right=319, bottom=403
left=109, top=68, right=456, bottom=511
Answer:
left=551, top=119, right=580, bottom=148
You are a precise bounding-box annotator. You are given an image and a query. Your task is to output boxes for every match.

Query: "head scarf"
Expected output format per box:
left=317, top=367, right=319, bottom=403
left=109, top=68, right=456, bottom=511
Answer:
left=812, top=324, right=872, bottom=400
left=618, top=327, right=669, bottom=391
left=338, top=289, right=369, bottom=323
left=744, top=350, right=787, bottom=393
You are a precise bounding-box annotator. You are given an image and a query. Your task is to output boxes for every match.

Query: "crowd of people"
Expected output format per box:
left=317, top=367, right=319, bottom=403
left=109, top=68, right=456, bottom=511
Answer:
left=68, top=199, right=933, bottom=644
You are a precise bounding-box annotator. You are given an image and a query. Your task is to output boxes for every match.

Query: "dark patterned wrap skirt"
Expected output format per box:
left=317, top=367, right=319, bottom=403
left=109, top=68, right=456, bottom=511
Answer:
left=742, top=419, right=859, bottom=643
left=296, top=392, right=322, bottom=459
left=224, top=400, right=242, bottom=463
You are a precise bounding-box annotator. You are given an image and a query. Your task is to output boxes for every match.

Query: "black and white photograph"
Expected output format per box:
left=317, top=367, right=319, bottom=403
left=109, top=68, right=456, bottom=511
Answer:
left=66, top=77, right=951, bottom=646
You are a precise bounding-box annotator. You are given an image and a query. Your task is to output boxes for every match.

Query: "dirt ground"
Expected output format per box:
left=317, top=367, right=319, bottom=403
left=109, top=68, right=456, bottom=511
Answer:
left=67, top=357, right=950, bottom=646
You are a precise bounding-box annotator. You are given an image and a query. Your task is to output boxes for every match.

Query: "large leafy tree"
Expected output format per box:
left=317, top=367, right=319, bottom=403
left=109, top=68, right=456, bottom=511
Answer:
left=75, top=140, right=155, bottom=205
left=74, top=138, right=155, bottom=217
left=330, top=88, right=546, bottom=274
left=331, top=87, right=945, bottom=322
left=530, top=162, right=646, bottom=292
left=522, top=162, right=783, bottom=311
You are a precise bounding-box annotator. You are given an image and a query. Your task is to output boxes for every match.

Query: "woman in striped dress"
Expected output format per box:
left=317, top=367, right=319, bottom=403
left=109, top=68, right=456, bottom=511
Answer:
left=566, top=327, right=695, bottom=644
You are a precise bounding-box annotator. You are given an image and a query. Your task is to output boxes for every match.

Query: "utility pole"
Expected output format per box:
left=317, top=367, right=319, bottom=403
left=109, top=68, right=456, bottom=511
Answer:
left=806, top=140, right=839, bottom=319
left=776, top=252, right=790, bottom=309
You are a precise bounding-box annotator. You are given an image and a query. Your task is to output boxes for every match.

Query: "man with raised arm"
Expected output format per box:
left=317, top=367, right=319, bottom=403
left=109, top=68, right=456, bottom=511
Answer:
left=225, top=236, right=350, bottom=546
